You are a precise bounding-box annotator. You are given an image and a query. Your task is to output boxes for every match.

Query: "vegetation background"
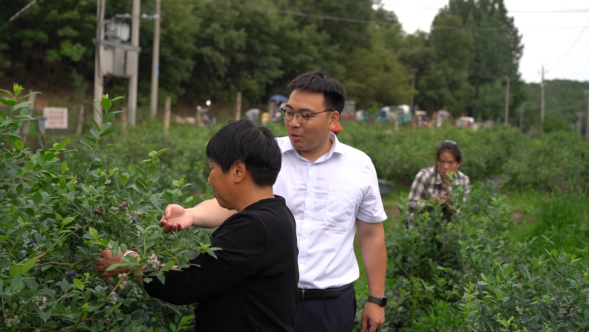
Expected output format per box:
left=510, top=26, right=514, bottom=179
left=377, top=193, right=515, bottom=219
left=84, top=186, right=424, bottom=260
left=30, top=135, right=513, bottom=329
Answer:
left=0, top=0, right=587, bottom=133
left=1, top=0, right=588, bottom=330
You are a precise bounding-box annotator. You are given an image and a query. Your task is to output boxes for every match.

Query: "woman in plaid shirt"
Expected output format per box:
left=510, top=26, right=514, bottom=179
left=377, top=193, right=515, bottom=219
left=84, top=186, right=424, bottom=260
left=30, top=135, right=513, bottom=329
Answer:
left=407, top=140, right=470, bottom=218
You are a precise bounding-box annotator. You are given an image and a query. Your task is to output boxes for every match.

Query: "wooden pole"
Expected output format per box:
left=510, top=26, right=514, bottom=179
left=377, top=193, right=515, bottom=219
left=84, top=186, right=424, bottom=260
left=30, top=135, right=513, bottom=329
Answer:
left=20, top=89, right=36, bottom=142
left=235, top=91, right=242, bottom=121
left=121, top=107, right=127, bottom=132
left=93, top=0, right=105, bottom=126
left=540, top=66, right=545, bottom=133
left=163, top=97, right=171, bottom=135
left=149, top=0, right=161, bottom=118
left=504, top=76, right=510, bottom=125
left=76, top=104, right=85, bottom=134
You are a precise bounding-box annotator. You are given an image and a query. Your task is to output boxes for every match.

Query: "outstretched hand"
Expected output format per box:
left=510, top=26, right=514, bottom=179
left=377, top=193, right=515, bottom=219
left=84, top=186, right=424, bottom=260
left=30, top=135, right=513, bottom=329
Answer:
left=95, top=249, right=124, bottom=277
left=159, top=204, right=193, bottom=233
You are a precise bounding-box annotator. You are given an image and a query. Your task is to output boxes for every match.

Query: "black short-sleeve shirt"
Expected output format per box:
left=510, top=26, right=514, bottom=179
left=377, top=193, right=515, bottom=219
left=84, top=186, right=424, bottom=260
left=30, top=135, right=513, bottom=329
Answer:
left=143, top=196, right=299, bottom=331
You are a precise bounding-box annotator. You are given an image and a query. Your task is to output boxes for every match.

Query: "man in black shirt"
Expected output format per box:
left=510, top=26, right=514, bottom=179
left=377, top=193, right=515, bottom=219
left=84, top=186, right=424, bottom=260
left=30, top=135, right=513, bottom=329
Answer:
left=95, top=120, right=299, bottom=331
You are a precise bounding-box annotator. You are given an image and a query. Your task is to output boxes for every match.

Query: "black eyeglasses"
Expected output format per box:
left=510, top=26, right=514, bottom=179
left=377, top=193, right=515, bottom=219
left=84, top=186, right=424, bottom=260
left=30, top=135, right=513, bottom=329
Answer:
left=280, top=107, right=333, bottom=124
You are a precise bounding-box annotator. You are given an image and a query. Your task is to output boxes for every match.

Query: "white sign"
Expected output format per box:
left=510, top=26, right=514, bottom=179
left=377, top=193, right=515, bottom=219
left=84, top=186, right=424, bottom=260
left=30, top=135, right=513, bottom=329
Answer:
left=43, top=107, right=68, bottom=129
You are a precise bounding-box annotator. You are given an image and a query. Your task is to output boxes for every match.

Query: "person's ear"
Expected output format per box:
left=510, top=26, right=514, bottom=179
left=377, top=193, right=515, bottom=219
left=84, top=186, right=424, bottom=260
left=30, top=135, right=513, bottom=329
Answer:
left=232, top=161, right=246, bottom=183
left=329, top=110, right=339, bottom=125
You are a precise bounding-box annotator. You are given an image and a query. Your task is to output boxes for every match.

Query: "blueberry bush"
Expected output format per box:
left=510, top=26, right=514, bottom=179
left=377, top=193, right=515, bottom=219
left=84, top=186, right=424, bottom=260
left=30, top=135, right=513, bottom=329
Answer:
left=1, top=84, right=215, bottom=331
left=380, top=181, right=589, bottom=331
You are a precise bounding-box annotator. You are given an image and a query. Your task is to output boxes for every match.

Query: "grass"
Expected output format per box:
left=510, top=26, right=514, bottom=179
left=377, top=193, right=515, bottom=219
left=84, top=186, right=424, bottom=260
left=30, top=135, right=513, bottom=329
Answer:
left=504, top=189, right=589, bottom=262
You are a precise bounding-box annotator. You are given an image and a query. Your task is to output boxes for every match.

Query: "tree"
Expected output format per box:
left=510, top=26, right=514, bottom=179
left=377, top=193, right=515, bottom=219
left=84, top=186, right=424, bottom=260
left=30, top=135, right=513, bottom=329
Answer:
left=443, top=0, right=525, bottom=118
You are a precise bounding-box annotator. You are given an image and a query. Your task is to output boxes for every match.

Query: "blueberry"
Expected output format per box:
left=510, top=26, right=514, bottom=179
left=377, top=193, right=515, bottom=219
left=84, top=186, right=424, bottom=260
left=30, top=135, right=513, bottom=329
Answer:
left=65, top=271, right=76, bottom=277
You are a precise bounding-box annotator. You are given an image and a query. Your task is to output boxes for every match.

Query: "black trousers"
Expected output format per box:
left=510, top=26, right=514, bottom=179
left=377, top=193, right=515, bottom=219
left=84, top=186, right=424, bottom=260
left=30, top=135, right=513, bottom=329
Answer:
left=294, top=286, right=357, bottom=332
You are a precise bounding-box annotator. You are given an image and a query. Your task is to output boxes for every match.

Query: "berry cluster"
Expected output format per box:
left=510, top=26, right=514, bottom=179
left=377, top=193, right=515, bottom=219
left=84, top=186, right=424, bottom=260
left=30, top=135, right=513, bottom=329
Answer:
left=3, top=314, right=20, bottom=328
left=32, top=296, right=49, bottom=310
left=147, top=254, right=161, bottom=270
left=119, top=201, right=128, bottom=211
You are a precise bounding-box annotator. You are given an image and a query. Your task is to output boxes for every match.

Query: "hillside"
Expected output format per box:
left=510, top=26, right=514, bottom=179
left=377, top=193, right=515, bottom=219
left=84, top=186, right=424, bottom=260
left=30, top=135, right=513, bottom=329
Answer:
left=521, top=80, right=588, bottom=132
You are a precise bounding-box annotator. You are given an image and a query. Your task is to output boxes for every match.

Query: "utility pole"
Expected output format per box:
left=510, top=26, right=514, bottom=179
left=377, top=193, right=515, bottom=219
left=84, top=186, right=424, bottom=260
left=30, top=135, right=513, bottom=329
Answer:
left=504, top=75, right=510, bottom=125
left=540, top=66, right=545, bottom=133
left=128, top=0, right=140, bottom=126
left=518, top=103, right=525, bottom=132
left=585, top=90, right=589, bottom=141
left=409, top=68, right=418, bottom=127
left=93, top=0, right=106, bottom=126
left=149, top=0, right=161, bottom=118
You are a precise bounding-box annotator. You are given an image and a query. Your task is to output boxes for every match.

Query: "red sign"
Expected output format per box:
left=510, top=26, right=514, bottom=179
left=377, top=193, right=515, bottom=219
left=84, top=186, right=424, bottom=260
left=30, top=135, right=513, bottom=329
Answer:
left=43, top=107, right=68, bottom=129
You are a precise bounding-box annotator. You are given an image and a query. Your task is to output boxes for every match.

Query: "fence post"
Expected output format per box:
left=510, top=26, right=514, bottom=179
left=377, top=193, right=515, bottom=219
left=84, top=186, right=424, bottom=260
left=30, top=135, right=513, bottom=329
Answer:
left=121, top=107, right=128, bottom=132
left=163, top=97, right=171, bottom=135
left=235, top=91, right=242, bottom=121
left=76, top=104, right=85, bottom=134
left=20, top=89, right=37, bottom=142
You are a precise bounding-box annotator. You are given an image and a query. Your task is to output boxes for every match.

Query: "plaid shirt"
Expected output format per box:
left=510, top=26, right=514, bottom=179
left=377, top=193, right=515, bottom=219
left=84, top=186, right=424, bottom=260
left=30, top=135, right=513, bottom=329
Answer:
left=408, top=166, right=470, bottom=213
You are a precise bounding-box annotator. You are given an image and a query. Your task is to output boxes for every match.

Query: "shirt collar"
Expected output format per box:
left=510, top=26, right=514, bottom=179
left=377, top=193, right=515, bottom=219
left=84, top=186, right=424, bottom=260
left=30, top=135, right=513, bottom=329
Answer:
left=282, top=132, right=344, bottom=162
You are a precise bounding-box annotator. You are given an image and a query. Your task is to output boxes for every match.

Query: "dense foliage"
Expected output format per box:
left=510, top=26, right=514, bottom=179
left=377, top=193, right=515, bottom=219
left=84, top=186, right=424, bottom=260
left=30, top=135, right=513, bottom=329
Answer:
left=384, top=182, right=588, bottom=331
left=1, top=86, right=216, bottom=331
left=0, top=0, right=545, bottom=122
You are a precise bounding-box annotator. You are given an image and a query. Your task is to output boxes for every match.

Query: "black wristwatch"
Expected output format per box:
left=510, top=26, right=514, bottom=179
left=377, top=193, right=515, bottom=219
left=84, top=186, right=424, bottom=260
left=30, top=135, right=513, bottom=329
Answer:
left=367, top=295, right=387, bottom=307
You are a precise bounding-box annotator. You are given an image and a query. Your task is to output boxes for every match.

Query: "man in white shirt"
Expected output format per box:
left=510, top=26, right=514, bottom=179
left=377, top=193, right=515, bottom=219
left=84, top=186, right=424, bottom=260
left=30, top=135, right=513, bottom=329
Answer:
left=159, top=71, right=387, bottom=332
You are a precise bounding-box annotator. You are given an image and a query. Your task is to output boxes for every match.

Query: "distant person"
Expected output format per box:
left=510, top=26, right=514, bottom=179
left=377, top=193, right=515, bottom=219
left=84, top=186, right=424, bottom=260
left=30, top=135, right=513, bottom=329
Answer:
left=245, top=108, right=261, bottom=123
left=96, top=120, right=299, bottom=331
left=407, top=140, right=470, bottom=219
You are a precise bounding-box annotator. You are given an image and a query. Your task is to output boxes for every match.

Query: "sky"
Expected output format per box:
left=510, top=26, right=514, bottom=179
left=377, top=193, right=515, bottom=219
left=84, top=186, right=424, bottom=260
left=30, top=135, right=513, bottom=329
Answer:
left=379, top=0, right=589, bottom=83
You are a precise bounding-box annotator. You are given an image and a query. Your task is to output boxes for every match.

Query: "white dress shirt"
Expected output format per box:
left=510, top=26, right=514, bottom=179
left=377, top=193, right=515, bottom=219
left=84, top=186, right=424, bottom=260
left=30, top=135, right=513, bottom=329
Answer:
left=274, top=133, right=387, bottom=289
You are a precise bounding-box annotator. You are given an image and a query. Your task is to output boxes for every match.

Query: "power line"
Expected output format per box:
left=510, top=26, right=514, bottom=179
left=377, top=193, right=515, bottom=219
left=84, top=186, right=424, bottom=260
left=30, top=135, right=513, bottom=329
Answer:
left=425, top=7, right=589, bottom=13
left=209, top=1, right=588, bottom=30
left=548, top=26, right=589, bottom=69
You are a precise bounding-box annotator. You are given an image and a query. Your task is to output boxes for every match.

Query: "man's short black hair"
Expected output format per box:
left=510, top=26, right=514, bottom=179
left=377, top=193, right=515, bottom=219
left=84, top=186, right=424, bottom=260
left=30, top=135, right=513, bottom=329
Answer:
left=206, top=120, right=282, bottom=187
left=288, top=71, right=347, bottom=113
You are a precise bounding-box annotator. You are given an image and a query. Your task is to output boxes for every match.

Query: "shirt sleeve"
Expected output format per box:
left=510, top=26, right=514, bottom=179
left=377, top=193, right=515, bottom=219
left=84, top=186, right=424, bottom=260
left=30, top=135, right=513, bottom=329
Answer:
left=356, top=157, right=387, bottom=223
left=143, top=214, right=266, bottom=305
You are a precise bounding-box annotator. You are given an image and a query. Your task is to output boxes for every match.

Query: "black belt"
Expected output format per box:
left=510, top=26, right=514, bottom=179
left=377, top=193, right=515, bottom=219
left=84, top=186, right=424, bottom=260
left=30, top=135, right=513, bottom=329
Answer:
left=298, top=283, right=354, bottom=301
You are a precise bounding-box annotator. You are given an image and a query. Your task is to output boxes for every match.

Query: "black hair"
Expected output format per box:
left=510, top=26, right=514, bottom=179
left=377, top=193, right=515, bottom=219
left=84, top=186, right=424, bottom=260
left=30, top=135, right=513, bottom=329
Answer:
left=436, top=140, right=462, bottom=163
left=288, top=71, right=347, bottom=113
left=206, top=120, right=282, bottom=187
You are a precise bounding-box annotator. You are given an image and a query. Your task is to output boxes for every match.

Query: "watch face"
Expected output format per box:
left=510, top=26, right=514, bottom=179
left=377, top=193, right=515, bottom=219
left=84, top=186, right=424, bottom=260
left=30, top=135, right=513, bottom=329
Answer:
left=380, top=297, right=387, bottom=307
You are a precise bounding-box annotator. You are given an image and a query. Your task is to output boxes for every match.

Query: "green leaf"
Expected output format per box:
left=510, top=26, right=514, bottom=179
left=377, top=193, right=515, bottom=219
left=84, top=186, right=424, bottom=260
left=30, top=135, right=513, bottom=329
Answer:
left=0, top=97, right=16, bottom=107
left=149, top=148, right=170, bottom=159
left=89, top=227, right=99, bottom=241
left=9, top=264, right=22, bottom=276
left=10, top=274, right=24, bottom=291
left=61, top=161, right=68, bottom=174
left=43, top=152, right=56, bottom=161
left=61, top=217, right=75, bottom=226
left=101, top=97, right=113, bottom=111
left=53, top=137, right=70, bottom=152
left=73, top=278, right=84, bottom=290
left=33, top=192, right=43, bottom=205
left=111, top=96, right=124, bottom=102
left=15, top=140, right=25, bottom=150
left=495, top=290, right=504, bottom=300
left=60, top=278, right=69, bottom=293
left=38, top=308, right=52, bottom=322
left=119, top=172, right=129, bottom=185
left=22, top=257, right=38, bottom=274
left=90, top=127, right=100, bottom=140
left=78, top=138, right=94, bottom=151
